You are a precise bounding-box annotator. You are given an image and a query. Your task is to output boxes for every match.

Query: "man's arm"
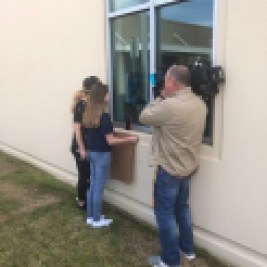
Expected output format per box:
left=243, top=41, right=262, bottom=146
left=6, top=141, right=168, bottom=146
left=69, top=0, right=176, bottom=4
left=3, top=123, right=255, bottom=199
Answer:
left=139, top=97, right=169, bottom=127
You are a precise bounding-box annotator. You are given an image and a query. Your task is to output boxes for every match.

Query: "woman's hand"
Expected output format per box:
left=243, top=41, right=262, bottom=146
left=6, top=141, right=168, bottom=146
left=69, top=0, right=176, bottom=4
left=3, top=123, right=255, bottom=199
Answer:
left=79, top=148, right=87, bottom=160
left=126, top=135, right=139, bottom=144
left=106, top=133, right=138, bottom=145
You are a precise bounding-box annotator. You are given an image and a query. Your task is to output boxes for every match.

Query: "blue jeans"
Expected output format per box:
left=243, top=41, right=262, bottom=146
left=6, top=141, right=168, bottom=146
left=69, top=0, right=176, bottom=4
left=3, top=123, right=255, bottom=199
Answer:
left=87, top=151, right=111, bottom=221
left=154, top=167, right=194, bottom=266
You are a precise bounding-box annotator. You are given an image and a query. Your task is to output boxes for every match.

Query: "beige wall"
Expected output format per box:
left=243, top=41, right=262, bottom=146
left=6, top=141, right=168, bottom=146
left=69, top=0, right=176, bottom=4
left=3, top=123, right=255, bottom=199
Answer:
left=0, top=0, right=106, bottom=174
left=191, top=1, right=267, bottom=265
left=1, top=0, right=267, bottom=266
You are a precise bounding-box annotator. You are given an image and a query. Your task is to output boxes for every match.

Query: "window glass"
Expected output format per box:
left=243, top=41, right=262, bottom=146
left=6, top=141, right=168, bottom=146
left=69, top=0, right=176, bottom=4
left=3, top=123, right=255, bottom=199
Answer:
left=110, top=0, right=148, bottom=12
left=111, top=12, right=150, bottom=125
left=156, top=0, right=214, bottom=142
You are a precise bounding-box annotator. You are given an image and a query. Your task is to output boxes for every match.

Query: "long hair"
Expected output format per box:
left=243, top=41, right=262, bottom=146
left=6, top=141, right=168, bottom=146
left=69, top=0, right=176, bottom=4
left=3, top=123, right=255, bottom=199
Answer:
left=71, top=89, right=84, bottom=113
left=83, top=83, right=108, bottom=128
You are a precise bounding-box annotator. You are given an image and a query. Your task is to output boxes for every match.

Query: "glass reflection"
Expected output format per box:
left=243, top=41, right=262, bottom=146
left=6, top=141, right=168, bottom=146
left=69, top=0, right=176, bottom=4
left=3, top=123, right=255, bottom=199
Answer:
left=157, top=0, right=213, bottom=70
left=157, top=0, right=214, bottom=142
left=110, top=0, right=148, bottom=12
left=111, top=12, right=150, bottom=125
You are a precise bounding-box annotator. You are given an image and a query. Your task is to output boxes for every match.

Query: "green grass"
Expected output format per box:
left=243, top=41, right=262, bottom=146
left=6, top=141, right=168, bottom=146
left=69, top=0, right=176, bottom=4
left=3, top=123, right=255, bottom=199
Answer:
left=0, top=194, right=22, bottom=215
left=0, top=150, right=232, bottom=267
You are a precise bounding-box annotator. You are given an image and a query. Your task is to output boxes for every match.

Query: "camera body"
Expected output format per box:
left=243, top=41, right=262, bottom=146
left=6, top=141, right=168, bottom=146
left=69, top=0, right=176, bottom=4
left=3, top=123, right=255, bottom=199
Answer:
left=153, top=59, right=225, bottom=99
left=189, top=59, right=225, bottom=99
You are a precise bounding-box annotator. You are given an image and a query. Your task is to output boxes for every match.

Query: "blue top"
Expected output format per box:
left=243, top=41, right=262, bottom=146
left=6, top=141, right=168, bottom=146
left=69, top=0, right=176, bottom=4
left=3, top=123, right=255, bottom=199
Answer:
left=85, top=113, right=113, bottom=152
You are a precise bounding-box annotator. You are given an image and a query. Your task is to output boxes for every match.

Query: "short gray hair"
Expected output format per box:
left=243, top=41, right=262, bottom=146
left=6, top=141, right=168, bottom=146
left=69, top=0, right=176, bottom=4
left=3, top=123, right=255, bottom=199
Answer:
left=167, top=65, right=191, bottom=87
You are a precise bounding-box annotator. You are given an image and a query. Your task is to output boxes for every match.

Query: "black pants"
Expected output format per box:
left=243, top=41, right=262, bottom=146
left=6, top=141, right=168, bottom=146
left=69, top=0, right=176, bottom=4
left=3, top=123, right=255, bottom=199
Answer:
left=73, top=152, right=90, bottom=202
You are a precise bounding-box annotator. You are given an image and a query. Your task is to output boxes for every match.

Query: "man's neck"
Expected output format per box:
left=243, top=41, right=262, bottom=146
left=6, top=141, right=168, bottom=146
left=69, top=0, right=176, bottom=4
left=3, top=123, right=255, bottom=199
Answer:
left=165, top=86, right=190, bottom=98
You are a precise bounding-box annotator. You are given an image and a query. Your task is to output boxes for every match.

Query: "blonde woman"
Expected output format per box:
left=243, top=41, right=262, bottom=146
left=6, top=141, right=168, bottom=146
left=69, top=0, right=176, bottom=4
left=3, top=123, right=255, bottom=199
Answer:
left=83, top=83, right=138, bottom=228
left=71, top=76, right=100, bottom=210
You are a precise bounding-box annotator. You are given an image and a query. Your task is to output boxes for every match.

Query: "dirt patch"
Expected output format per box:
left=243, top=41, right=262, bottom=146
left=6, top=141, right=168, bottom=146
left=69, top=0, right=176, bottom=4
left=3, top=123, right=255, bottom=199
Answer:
left=0, top=159, right=18, bottom=177
left=0, top=180, right=61, bottom=224
left=182, top=257, right=211, bottom=267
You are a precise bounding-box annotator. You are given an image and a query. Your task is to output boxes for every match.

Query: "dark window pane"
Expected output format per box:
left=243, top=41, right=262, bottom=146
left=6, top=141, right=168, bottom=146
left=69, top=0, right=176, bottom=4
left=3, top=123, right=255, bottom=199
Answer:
left=111, top=12, right=150, bottom=125
left=156, top=0, right=214, bottom=143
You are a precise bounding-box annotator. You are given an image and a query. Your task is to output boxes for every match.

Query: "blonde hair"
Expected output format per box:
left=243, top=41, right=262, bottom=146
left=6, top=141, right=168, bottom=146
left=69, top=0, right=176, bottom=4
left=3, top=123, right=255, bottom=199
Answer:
left=71, top=89, right=85, bottom=113
left=83, top=83, right=108, bottom=128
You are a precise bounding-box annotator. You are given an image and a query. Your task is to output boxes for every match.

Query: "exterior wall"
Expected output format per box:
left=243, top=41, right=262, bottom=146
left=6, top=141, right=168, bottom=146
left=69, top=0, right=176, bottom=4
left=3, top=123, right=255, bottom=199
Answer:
left=191, top=1, right=267, bottom=265
left=1, top=1, right=267, bottom=266
left=0, top=0, right=106, bottom=175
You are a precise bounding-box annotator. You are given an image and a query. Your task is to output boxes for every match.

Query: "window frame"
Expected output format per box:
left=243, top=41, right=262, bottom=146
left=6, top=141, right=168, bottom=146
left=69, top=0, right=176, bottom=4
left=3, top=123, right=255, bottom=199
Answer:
left=106, top=0, right=220, bottom=145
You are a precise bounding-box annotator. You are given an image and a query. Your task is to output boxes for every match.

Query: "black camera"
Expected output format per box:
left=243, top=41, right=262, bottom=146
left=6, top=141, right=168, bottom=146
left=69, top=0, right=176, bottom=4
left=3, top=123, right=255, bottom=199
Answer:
left=153, top=59, right=225, bottom=99
left=189, top=59, right=225, bottom=99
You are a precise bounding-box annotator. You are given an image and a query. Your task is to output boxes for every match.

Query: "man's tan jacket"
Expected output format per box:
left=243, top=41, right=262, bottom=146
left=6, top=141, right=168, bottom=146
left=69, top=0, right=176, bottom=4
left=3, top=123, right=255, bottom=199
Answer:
left=139, top=88, right=207, bottom=177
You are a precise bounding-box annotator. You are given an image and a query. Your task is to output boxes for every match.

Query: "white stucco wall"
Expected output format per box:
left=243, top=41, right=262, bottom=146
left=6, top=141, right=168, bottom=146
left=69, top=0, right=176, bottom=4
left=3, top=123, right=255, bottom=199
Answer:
left=191, top=1, right=267, bottom=265
left=1, top=1, right=267, bottom=266
left=0, top=0, right=106, bottom=174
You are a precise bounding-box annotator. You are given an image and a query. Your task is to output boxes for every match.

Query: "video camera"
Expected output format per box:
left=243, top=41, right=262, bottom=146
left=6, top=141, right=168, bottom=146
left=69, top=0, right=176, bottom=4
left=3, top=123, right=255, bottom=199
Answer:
left=153, top=58, right=225, bottom=99
left=189, top=58, right=225, bottom=99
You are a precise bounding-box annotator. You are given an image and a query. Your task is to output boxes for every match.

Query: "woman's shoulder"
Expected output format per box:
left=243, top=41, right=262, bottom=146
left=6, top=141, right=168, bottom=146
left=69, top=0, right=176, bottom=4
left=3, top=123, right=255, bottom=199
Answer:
left=100, top=112, right=112, bottom=125
left=75, top=99, right=86, bottom=111
left=101, top=112, right=111, bottom=119
left=76, top=99, right=86, bottom=107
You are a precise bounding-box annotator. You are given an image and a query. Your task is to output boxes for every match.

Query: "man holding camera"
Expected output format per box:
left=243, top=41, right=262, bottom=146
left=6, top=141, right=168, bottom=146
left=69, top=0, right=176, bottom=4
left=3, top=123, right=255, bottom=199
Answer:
left=140, top=65, right=207, bottom=267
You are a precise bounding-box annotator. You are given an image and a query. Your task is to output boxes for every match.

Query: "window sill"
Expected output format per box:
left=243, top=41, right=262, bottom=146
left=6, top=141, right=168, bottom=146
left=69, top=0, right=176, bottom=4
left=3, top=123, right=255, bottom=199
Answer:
left=113, top=122, right=152, bottom=134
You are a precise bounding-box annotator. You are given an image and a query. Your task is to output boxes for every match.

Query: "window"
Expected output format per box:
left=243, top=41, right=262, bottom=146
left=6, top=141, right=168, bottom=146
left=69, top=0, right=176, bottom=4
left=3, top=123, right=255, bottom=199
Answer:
left=156, top=0, right=214, bottom=143
left=111, top=12, right=150, bottom=125
left=110, top=0, right=148, bottom=12
left=108, top=0, right=215, bottom=143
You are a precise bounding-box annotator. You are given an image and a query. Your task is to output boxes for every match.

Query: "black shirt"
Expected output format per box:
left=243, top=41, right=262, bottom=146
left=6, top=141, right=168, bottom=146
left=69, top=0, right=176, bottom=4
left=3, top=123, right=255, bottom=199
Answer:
left=85, top=113, right=113, bottom=152
left=71, top=100, right=86, bottom=153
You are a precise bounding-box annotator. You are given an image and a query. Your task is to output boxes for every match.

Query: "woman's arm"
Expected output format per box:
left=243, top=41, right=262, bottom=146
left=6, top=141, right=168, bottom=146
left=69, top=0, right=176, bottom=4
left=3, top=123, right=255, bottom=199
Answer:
left=105, top=133, right=138, bottom=146
left=74, top=123, right=86, bottom=159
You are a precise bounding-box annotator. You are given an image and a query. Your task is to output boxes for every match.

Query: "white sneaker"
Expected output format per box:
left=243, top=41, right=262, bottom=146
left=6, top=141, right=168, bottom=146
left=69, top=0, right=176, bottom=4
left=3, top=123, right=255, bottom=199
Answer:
left=86, top=215, right=104, bottom=225
left=154, top=260, right=169, bottom=267
left=91, top=218, right=113, bottom=228
left=148, top=255, right=180, bottom=267
left=180, top=250, right=196, bottom=261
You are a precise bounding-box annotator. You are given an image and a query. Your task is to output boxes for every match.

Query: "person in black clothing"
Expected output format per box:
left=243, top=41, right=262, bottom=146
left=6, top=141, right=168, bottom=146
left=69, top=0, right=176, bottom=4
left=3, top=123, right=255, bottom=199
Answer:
left=71, top=76, right=100, bottom=210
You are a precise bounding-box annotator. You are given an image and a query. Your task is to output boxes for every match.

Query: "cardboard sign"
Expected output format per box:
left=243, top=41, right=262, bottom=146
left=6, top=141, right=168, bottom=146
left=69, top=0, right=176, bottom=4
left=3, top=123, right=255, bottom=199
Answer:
left=110, top=132, right=136, bottom=184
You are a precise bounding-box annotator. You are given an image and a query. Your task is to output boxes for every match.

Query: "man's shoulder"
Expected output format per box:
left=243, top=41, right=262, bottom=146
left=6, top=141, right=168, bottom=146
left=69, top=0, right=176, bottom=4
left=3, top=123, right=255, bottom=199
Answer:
left=167, top=91, right=206, bottom=113
left=173, top=90, right=205, bottom=104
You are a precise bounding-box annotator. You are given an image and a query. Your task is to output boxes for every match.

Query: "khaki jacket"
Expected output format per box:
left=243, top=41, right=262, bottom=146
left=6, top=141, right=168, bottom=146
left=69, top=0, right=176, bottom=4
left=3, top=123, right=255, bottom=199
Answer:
left=139, top=88, right=207, bottom=177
